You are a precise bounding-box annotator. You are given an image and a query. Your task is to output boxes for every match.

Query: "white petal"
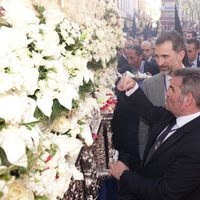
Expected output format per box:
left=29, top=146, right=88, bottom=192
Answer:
left=0, top=130, right=27, bottom=167
left=37, top=94, right=53, bottom=117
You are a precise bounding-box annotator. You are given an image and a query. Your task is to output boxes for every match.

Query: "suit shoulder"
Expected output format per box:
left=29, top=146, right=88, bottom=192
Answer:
left=143, top=73, right=163, bottom=84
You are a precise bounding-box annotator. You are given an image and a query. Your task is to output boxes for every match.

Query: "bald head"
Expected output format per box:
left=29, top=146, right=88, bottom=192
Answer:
left=140, top=41, right=152, bottom=61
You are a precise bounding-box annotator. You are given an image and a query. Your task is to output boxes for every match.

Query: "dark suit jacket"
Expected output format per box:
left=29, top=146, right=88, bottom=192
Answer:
left=197, top=55, right=200, bottom=67
left=117, top=55, right=128, bottom=69
left=119, top=88, right=200, bottom=200
left=112, top=62, right=159, bottom=169
left=112, top=82, right=140, bottom=170
left=189, top=55, right=200, bottom=67
left=118, top=61, right=159, bottom=76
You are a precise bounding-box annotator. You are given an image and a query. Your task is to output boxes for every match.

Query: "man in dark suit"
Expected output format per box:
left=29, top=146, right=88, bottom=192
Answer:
left=186, top=39, right=200, bottom=67
left=112, top=45, right=159, bottom=170
left=110, top=68, right=200, bottom=200
left=118, top=45, right=159, bottom=78
left=117, top=36, right=135, bottom=70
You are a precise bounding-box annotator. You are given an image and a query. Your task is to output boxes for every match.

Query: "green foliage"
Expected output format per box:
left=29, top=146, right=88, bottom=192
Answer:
left=55, top=23, right=85, bottom=54
left=35, top=195, right=49, bottom=200
left=50, top=99, right=69, bottom=120
left=23, top=121, right=40, bottom=130
left=0, top=148, right=9, bottom=166
left=46, top=144, right=57, bottom=157
left=33, top=5, right=46, bottom=24
left=87, top=59, right=103, bottom=70
left=34, top=106, right=48, bottom=121
left=26, top=148, right=39, bottom=171
left=0, top=118, right=5, bottom=131
left=34, top=98, right=80, bottom=123
left=79, top=80, right=95, bottom=100
left=38, top=66, right=48, bottom=80
left=0, top=191, right=3, bottom=198
left=0, top=147, right=27, bottom=179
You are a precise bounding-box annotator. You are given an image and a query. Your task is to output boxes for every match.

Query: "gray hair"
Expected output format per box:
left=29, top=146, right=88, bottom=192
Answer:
left=174, top=68, right=200, bottom=108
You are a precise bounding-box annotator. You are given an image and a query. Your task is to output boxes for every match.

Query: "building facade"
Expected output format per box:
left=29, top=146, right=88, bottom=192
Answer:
left=159, top=0, right=176, bottom=31
left=112, top=0, right=138, bottom=28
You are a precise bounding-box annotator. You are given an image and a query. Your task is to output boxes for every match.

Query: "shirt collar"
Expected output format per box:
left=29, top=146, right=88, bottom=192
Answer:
left=131, top=60, right=145, bottom=73
left=176, top=112, right=200, bottom=128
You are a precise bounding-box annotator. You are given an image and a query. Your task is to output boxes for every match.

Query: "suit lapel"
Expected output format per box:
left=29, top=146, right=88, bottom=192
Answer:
left=142, top=115, right=175, bottom=165
left=145, top=128, right=184, bottom=166
left=143, top=115, right=200, bottom=167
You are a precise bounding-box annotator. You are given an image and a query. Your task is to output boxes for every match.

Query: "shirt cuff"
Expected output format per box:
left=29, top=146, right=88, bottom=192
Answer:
left=125, top=83, right=139, bottom=96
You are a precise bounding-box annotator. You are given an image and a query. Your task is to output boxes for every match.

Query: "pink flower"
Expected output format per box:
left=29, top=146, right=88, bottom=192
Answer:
left=45, top=155, right=52, bottom=163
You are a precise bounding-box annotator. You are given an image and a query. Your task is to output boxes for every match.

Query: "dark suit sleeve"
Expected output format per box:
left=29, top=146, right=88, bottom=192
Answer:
left=125, top=88, right=165, bottom=125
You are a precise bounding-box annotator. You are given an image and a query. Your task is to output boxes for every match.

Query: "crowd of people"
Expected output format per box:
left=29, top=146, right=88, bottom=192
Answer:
left=99, top=29, right=200, bottom=200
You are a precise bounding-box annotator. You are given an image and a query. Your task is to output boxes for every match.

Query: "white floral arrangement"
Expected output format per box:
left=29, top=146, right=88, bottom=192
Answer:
left=0, top=0, right=123, bottom=199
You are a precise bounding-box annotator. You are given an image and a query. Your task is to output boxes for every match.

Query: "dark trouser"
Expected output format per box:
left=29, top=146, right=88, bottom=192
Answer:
left=98, top=178, right=119, bottom=200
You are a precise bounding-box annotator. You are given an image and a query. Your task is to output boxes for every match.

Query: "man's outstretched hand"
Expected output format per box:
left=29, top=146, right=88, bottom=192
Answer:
left=117, top=74, right=136, bottom=92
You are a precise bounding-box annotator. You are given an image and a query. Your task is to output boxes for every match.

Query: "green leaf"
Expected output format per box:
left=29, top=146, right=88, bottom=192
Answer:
left=0, top=118, right=5, bottom=131
left=79, top=80, right=95, bottom=100
left=35, top=195, right=49, bottom=200
left=33, top=5, right=46, bottom=24
left=23, top=121, right=40, bottom=130
left=0, top=148, right=9, bottom=166
left=0, top=191, right=4, bottom=198
left=34, top=106, right=48, bottom=121
left=50, top=99, right=69, bottom=120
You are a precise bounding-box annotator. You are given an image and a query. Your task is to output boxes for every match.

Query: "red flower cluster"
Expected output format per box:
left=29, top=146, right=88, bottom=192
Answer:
left=100, top=94, right=117, bottom=113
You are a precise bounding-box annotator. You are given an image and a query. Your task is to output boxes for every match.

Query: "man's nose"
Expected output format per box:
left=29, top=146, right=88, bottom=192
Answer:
left=156, top=58, right=164, bottom=66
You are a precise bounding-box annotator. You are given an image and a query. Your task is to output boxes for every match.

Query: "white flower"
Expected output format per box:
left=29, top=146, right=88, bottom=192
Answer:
left=80, top=124, right=93, bottom=146
left=0, top=179, right=9, bottom=199
left=7, top=180, right=34, bottom=200
left=0, top=125, right=40, bottom=168
left=36, top=91, right=54, bottom=117
left=0, top=92, right=37, bottom=124
left=21, top=67, right=39, bottom=95
left=0, top=130, right=27, bottom=167
left=44, top=9, right=65, bottom=26
left=0, top=27, right=30, bottom=56
left=71, top=165, right=84, bottom=180
left=0, top=0, right=125, bottom=199
left=57, top=84, right=79, bottom=110
left=51, top=115, right=71, bottom=134
left=1, top=0, right=39, bottom=27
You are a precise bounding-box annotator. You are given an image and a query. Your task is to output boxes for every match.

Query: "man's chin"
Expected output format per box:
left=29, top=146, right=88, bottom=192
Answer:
left=160, top=70, right=170, bottom=75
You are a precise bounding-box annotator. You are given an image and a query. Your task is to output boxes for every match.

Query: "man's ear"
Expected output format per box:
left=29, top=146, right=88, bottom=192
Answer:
left=184, top=93, right=193, bottom=105
left=178, top=50, right=185, bottom=61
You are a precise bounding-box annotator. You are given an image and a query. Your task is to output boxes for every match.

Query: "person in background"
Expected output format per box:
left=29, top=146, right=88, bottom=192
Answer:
left=185, top=30, right=197, bottom=41
left=110, top=67, right=200, bottom=200
left=133, top=38, right=140, bottom=46
left=118, top=45, right=159, bottom=78
left=186, top=38, right=200, bottom=67
left=117, top=36, right=134, bottom=70
left=138, top=30, right=186, bottom=160
left=140, top=40, right=152, bottom=62
left=150, top=40, right=156, bottom=60
left=112, top=44, right=159, bottom=169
